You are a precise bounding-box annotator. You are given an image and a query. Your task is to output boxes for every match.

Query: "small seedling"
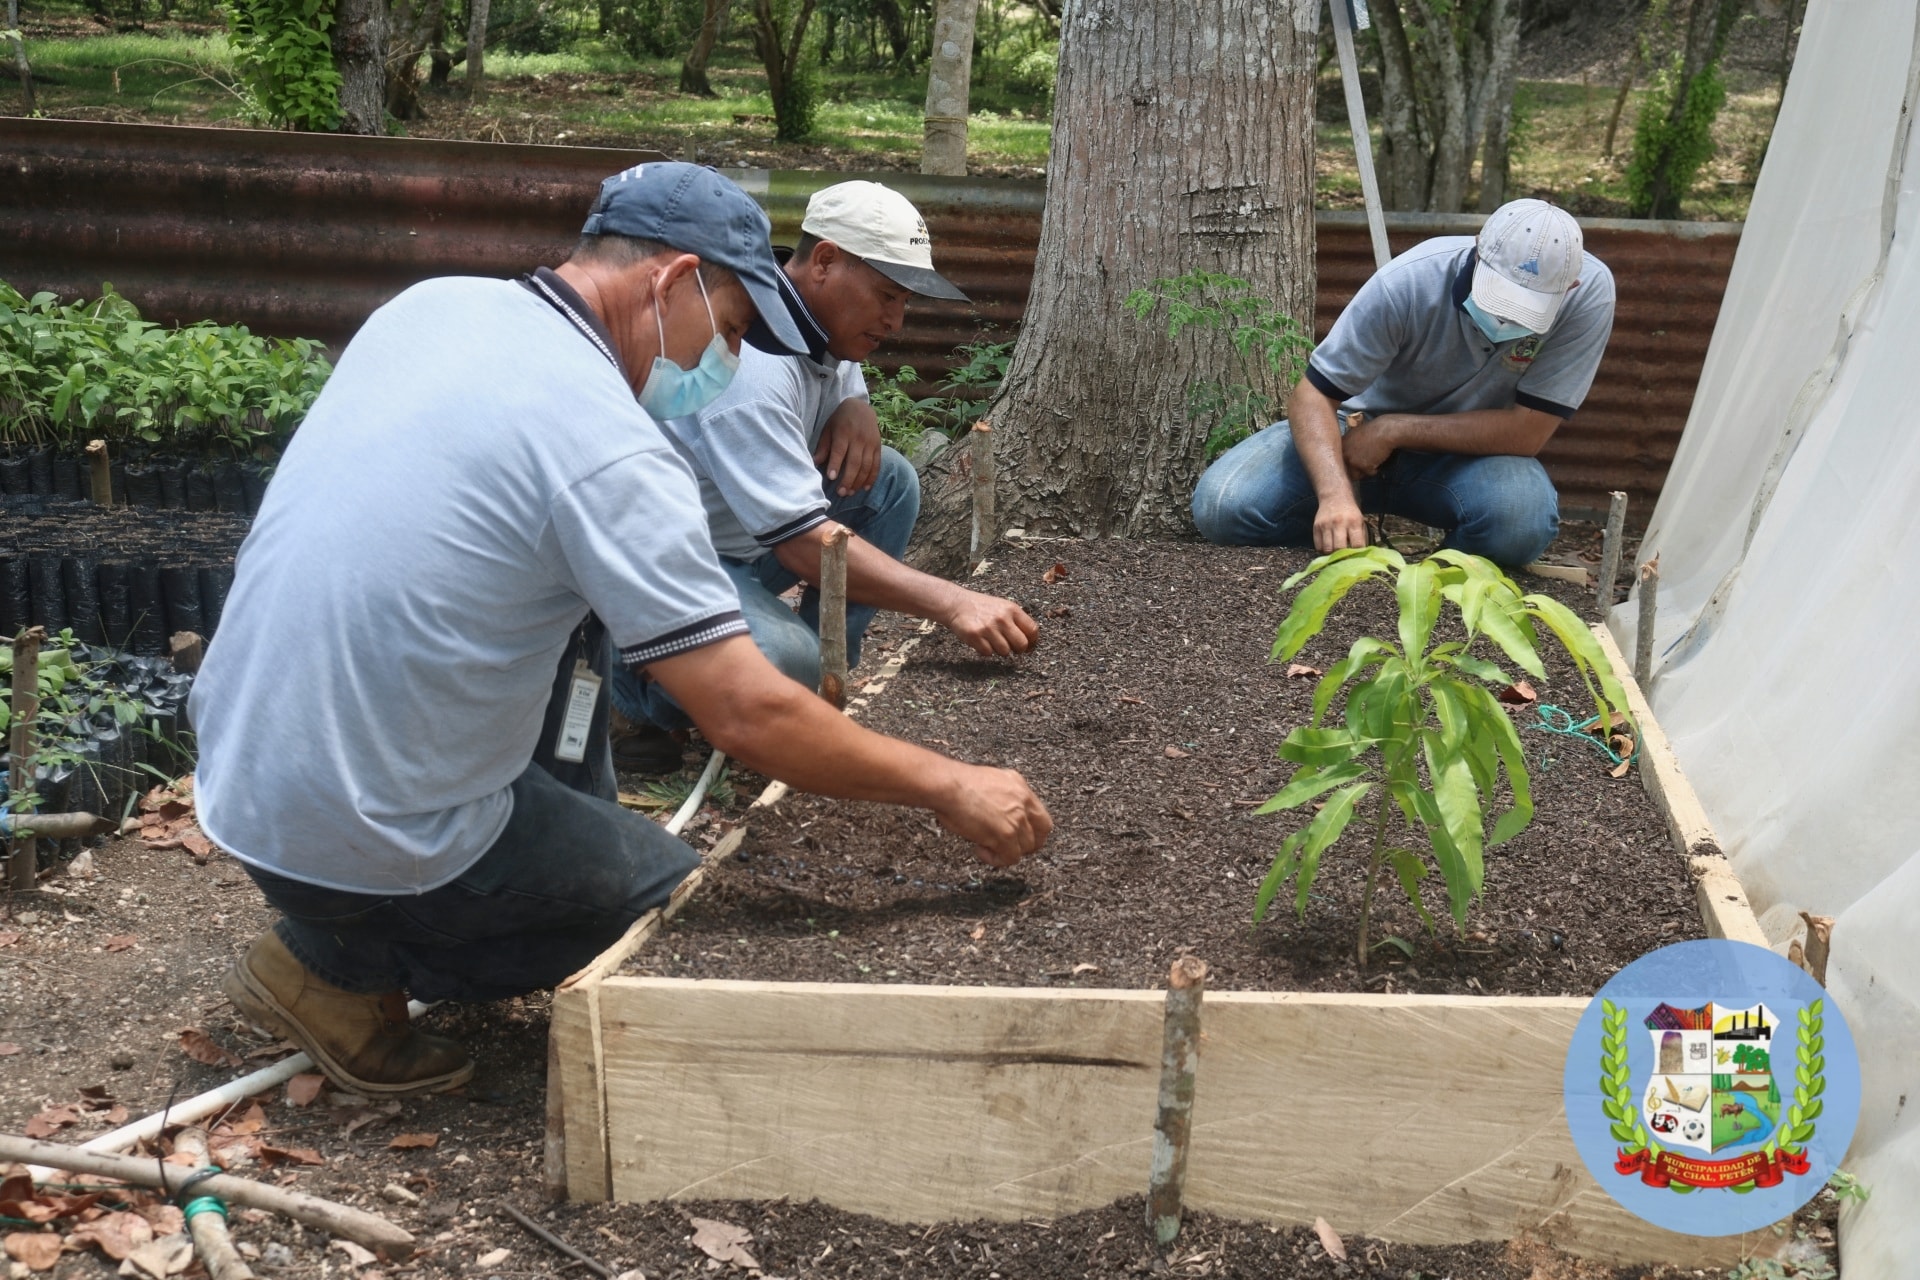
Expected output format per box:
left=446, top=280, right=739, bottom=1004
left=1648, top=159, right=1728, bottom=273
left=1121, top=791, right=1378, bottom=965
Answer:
left=1254, top=547, right=1631, bottom=968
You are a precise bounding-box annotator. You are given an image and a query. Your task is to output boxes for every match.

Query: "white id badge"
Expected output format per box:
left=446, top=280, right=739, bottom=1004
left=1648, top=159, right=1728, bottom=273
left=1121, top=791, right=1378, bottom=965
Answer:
left=555, top=659, right=602, bottom=764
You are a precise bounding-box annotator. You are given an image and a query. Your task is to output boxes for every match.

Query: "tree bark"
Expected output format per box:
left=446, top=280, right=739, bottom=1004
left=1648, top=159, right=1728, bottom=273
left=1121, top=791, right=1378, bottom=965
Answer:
left=752, top=0, right=818, bottom=140
left=680, top=0, right=727, bottom=94
left=1474, top=0, right=1523, bottom=211
left=1643, top=0, right=1744, bottom=218
left=6, top=0, right=34, bottom=115
left=334, top=0, right=388, bottom=135
left=1409, top=0, right=1471, bottom=212
left=1370, top=5, right=1432, bottom=210
left=920, top=0, right=977, bottom=175
left=908, top=0, right=1318, bottom=571
left=464, top=0, right=490, bottom=95
left=384, top=0, right=444, bottom=119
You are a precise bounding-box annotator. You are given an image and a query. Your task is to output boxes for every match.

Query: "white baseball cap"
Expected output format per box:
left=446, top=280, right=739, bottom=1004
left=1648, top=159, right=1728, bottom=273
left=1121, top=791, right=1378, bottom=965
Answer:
left=1472, top=198, right=1583, bottom=333
left=800, top=181, right=969, bottom=301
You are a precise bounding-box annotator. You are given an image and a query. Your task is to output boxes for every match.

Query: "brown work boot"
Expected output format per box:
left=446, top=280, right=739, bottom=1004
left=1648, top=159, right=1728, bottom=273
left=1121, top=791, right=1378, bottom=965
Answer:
left=223, top=931, right=473, bottom=1097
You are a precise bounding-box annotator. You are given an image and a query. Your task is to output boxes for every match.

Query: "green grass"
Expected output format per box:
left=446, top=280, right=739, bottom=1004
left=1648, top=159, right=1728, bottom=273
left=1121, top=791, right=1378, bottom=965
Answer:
left=21, top=30, right=248, bottom=120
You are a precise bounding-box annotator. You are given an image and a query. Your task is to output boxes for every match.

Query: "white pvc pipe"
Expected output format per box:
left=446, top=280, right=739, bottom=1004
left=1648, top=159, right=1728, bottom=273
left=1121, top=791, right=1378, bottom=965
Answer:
left=41, top=749, right=728, bottom=1175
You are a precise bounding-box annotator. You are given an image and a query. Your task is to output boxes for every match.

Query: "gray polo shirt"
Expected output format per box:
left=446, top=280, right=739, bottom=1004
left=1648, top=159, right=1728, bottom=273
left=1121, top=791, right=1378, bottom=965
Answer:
left=191, top=275, right=748, bottom=894
left=663, top=340, right=868, bottom=562
left=1306, top=236, right=1615, bottom=421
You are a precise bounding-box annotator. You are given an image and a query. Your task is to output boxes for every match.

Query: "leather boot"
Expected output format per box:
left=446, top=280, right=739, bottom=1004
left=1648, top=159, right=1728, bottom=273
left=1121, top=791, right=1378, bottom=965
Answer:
left=224, top=930, right=473, bottom=1096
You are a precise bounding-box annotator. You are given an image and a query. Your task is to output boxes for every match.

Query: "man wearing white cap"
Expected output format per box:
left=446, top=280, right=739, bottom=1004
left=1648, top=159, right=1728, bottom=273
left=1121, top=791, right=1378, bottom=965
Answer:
left=1192, top=198, right=1615, bottom=567
left=611, top=180, right=1038, bottom=763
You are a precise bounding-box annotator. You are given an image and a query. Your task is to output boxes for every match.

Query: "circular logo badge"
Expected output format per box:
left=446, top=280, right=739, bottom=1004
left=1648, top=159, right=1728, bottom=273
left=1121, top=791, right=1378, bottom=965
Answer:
left=1562, top=938, right=1860, bottom=1236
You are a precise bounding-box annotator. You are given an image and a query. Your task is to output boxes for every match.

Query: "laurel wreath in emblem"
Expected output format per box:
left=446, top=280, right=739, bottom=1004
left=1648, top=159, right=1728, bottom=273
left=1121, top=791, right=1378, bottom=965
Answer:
left=1597, top=997, right=1826, bottom=1195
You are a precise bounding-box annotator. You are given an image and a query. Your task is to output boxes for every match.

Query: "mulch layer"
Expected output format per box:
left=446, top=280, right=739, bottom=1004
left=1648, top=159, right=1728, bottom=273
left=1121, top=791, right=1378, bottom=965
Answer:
left=643, top=535, right=1700, bottom=997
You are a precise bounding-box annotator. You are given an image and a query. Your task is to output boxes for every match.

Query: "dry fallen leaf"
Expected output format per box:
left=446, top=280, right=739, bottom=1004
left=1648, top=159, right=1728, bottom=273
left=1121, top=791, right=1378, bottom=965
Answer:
left=135, top=1206, right=183, bottom=1238
left=0, top=932, right=19, bottom=947
left=179, top=831, right=216, bottom=862
left=387, top=1132, right=439, bottom=1151
left=334, top=1240, right=381, bottom=1267
left=473, top=1247, right=510, bottom=1269
left=103, top=935, right=137, bottom=953
left=24, top=1106, right=80, bottom=1139
left=177, top=1029, right=242, bottom=1069
left=1071, top=963, right=1100, bottom=975
left=122, top=1233, right=194, bottom=1279
left=968, top=924, right=986, bottom=942
left=1041, top=562, right=1069, bottom=585
left=1045, top=605, right=1071, bottom=619
left=285, top=1074, right=327, bottom=1107
left=1610, top=759, right=1632, bottom=779
left=1284, top=663, right=1323, bottom=679
left=1163, top=745, right=1190, bottom=759
left=1498, top=680, right=1539, bottom=705
left=688, top=1217, right=759, bottom=1271
left=1313, top=1216, right=1348, bottom=1262
left=69, top=1210, right=153, bottom=1261
left=4, top=1232, right=62, bottom=1271
left=257, top=1145, right=326, bottom=1167
left=0, top=1043, right=20, bottom=1056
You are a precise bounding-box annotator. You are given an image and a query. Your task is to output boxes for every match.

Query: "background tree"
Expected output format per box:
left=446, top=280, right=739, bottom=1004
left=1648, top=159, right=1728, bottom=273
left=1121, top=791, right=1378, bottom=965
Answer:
left=6, top=0, right=35, bottom=113
left=679, top=0, right=729, bottom=94
left=910, top=0, right=1318, bottom=568
left=465, top=0, right=491, bottom=95
left=333, top=0, right=386, bottom=131
left=752, top=0, right=819, bottom=140
left=920, top=0, right=976, bottom=174
left=1369, top=0, right=1523, bottom=212
left=1627, top=0, right=1746, bottom=217
left=385, top=0, right=446, bottom=117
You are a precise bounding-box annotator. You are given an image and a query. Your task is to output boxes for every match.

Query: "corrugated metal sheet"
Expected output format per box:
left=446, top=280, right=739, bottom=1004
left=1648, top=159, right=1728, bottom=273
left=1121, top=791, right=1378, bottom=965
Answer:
left=2, top=117, right=1737, bottom=516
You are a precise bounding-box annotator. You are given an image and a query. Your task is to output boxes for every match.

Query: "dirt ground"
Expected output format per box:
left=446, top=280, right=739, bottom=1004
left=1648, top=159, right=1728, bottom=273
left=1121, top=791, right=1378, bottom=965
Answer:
left=0, top=526, right=1842, bottom=1280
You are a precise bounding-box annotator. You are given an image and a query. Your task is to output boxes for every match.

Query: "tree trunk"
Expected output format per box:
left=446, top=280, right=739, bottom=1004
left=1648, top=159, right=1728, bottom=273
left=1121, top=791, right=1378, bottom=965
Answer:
left=1475, top=0, right=1522, bottom=211
left=334, top=0, right=388, bottom=135
left=873, top=0, right=909, bottom=65
left=908, top=0, right=1319, bottom=570
left=384, top=0, right=444, bottom=118
left=6, top=0, right=34, bottom=115
left=465, top=0, right=490, bottom=95
left=1643, top=0, right=1744, bottom=218
left=752, top=0, right=818, bottom=140
left=1410, top=0, right=1471, bottom=212
left=920, top=0, right=977, bottom=175
left=1370, top=6, right=1432, bottom=210
left=679, top=0, right=727, bottom=94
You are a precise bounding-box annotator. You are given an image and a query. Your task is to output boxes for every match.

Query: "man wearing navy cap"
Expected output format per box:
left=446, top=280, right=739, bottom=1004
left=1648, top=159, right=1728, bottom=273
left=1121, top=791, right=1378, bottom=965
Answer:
left=190, top=163, right=1051, bottom=1097
left=609, top=180, right=1039, bottom=766
left=1192, top=199, right=1615, bottom=566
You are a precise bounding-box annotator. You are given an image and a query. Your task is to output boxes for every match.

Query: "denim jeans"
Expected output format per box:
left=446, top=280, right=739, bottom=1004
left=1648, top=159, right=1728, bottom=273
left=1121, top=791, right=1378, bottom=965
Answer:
left=243, top=620, right=701, bottom=1002
left=1190, top=421, right=1559, bottom=568
left=612, top=445, right=921, bottom=731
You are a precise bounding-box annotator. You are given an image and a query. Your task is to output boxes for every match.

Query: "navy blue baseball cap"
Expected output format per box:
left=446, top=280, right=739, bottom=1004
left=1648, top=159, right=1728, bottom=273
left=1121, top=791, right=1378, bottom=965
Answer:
left=582, top=162, right=808, bottom=357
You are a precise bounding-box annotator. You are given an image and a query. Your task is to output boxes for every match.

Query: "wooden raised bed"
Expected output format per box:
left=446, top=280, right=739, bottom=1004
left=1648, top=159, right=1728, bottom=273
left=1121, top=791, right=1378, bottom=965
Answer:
left=545, top=562, right=1771, bottom=1269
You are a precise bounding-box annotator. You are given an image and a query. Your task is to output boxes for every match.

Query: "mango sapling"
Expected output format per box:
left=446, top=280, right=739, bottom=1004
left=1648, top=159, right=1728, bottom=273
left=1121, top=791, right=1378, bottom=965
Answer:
left=1254, top=547, right=1633, bottom=969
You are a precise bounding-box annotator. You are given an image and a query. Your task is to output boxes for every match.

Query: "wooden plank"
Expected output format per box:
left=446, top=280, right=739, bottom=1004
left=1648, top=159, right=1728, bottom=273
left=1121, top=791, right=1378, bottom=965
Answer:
left=550, top=988, right=610, bottom=1202
left=598, top=978, right=1164, bottom=1222
left=588, top=979, right=1751, bottom=1265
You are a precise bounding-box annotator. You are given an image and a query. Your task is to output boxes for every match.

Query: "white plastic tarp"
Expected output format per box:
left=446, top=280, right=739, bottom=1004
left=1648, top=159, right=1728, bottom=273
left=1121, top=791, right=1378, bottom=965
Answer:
left=1616, top=0, right=1920, bottom=1268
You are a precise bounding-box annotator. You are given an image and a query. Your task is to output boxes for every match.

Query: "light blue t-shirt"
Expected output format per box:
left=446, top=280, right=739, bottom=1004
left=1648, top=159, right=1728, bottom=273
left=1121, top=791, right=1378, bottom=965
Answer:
left=190, top=277, right=747, bottom=894
left=1306, top=236, right=1616, bottom=421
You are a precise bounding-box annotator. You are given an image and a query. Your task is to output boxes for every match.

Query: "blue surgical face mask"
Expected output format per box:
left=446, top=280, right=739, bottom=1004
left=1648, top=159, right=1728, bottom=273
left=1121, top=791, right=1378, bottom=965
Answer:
left=637, top=271, right=741, bottom=421
left=1463, top=295, right=1536, bottom=345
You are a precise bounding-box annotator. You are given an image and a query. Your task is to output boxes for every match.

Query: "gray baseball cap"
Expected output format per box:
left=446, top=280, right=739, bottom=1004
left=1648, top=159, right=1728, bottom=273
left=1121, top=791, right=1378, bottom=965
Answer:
left=581, top=162, right=808, bottom=357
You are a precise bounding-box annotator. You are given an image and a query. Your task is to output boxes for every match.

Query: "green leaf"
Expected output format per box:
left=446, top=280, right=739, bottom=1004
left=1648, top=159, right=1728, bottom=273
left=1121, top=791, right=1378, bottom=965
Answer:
left=1292, top=782, right=1373, bottom=916
left=1423, top=748, right=1486, bottom=923
left=1466, top=684, right=1534, bottom=845
left=1311, top=637, right=1395, bottom=726
left=1256, top=761, right=1370, bottom=814
left=1273, top=549, right=1402, bottom=661
left=1459, top=578, right=1546, bottom=678
left=1277, top=727, right=1373, bottom=768
left=1442, top=651, right=1512, bottom=685
left=1522, top=593, right=1633, bottom=737
left=1385, top=848, right=1436, bottom=931
left=1396, top=559, right=1442, bottom=659
left=1254, top=829, right=1307, bottom=924
left=1371, top=935, right=1415, bottom=958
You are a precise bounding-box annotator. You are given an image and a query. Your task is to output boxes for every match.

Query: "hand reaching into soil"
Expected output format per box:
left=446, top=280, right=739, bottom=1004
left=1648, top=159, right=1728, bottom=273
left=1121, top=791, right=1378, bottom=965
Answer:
left=942, top=589, right=1040, bottom=658
left=936, top=764, right=1052, bottom=866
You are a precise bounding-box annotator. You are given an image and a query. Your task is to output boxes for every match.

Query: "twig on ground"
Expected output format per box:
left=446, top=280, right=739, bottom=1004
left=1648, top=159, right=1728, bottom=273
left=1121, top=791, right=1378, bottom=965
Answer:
left=173, top=1127, right=259, bottom=1280
left=496, top=1201, right=612, bottom=1278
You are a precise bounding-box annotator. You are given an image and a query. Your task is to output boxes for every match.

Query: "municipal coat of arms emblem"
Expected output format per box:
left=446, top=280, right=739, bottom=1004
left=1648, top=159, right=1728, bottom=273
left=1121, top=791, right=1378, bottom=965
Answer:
left=1599, top=996, right=1824, bottom=1191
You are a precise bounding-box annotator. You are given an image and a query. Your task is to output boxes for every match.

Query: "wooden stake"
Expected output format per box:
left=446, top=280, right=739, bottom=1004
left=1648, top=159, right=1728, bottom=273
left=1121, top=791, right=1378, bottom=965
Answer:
left=1634, top=556, right=1660, bottom=688
left=819, top=526, right=850, bottom=710
left=1, top=1134, right=415, bottom=1259
left=9, top=811, right=116, bottom=840
left=85, top=439, right=112, bottom=507
left=1798, top=912, right=1834, bottom=987
left=1146, top=955, right=1208, bottom=1247
left=170, top=631, right=207, bottom=675
left=7, top=626, right=44, bottom=892
left=173, top=1128, right=259, bottom=1280
left=544, top=1033, right=568, bottom=1200
left=1598, top=491, right=1628, bottom=615
left=969, top=422, right=995, bottom=569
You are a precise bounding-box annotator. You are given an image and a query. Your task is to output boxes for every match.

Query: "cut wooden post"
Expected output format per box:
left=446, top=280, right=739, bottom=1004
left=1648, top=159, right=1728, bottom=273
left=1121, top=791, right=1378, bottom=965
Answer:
left=544, top=1032, right=568, bottom=1200
left=819, top=527, right=850, bottom=710
left=9, top=812, right=115, bottom=841
left=170, top=630, right=207, bottom=675
left=969, top=422, right=994, bottom=569
left=1146, top=955, right=1208, bottom=1246
left=7, top=626, right=44, bottom=892
left=1798, top=912, right=1834, bottom=986
left=174, top=1127, right=259, bottom=1280
left=1634, top=556, right=1660, bottom=688
left=1597, top=491, right=1628, bottom=614
left=85, top=439, right=112, bottom=507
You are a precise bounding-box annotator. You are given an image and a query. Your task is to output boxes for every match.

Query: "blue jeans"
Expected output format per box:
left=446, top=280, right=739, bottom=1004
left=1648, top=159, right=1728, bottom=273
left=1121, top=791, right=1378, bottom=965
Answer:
left=1190, top=421, right=1559, bottom=567
left=613, top=446, right=921, bottom=731
left=243, top=621, right=701, bottom=1002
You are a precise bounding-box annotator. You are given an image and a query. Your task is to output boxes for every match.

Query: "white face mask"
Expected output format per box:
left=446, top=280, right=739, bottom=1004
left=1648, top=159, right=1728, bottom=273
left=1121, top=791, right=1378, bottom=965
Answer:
left=1463, top=295, right=1536, bottom=345
left=637, top=271, right=742, bottom=420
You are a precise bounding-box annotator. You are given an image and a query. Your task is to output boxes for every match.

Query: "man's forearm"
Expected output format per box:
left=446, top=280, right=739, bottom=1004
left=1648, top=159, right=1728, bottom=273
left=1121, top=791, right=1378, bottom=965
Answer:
left=1370, top=405, right=1560, bottom=458
left=1287, top=380, right=1358, bottom=502
left=773, top=524, right=965, bottom=622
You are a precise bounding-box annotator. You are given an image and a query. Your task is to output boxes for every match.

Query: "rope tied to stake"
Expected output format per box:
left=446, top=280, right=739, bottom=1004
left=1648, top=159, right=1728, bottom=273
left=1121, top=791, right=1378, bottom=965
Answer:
left=1529, top=703, right=1639, bottom=768
left=172, top=1164, right=225, bottom=1220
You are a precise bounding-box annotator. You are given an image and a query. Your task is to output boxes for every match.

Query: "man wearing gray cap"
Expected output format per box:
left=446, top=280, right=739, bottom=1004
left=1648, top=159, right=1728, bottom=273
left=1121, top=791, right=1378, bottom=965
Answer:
left=190, top=163, right=1051, bottom=1097
left=1193, top=199, right=1615, bottom=567
left=610, top=180, right=1038, bottom=763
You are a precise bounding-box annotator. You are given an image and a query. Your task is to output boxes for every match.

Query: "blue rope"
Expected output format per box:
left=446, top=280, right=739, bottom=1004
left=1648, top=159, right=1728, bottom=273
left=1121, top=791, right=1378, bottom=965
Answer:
left=1530, top=703, right=1640, bottom=768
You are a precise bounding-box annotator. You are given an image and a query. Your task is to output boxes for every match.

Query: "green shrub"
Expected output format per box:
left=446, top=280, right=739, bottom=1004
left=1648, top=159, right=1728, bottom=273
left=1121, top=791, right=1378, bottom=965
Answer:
left=1627, top=58, right=1727, bottom=218
left=0, top=281, right=332, bottom=459
left=1006, top=43, right=1057, bottom=101
left=224, top=0, right=342, bottom=131
left=862, top=338, right=1014, bottom=457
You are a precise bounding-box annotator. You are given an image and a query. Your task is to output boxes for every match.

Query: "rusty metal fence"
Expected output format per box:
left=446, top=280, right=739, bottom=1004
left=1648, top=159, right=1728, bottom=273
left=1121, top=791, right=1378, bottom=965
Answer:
left=2, top=117, right=1738, bottom=517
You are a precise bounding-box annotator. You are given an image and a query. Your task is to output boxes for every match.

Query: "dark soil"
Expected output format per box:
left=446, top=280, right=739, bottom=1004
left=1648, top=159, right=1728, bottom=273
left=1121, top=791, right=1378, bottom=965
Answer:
left=643, top=531, right=1695, bottom=998
left=0, top=496, right=253, bottom=562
